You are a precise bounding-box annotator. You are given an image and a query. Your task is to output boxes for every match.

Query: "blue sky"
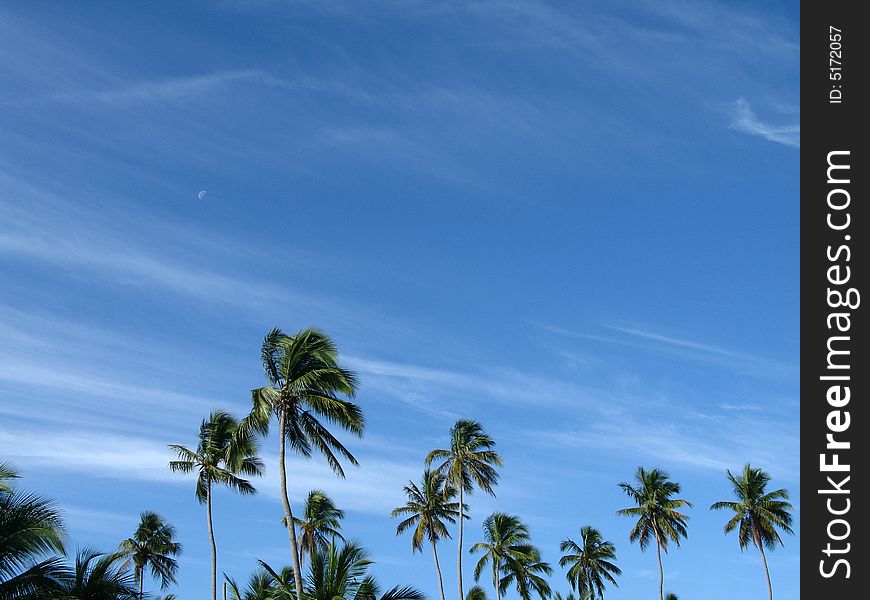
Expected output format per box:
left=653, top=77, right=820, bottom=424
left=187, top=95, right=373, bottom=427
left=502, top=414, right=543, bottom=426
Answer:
left=0, top=1, right=799, bottom=599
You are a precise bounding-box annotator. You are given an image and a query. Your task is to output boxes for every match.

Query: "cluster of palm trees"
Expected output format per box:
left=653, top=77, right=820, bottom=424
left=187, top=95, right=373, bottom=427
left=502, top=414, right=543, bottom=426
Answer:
left=390, top=429, right=794, bottom=600
left=0, top=326, right=797, bottom=600
left=0, top=460, right=181, bottom=599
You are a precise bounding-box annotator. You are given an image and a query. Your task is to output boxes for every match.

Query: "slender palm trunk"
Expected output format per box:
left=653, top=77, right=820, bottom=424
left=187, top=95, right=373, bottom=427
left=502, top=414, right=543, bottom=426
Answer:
left=493, top=559, right=501, bottom=600
left=139, top=570, right=144, bottom=600
left=432, top=540, right=447, bottom=600
left=278, top=408, right=304, bottom=600
left=655, top=531, right=664, bottom=600
left=207, top=481, right=217, bottom=600
left=457, top=486, right=464, bottom=600
left=759, top=543, right=773, bottom=600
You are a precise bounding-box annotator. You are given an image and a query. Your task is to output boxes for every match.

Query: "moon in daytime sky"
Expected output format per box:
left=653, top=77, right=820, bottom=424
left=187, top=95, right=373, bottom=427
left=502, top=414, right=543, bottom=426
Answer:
left=197, top=190, right=207, bottom=200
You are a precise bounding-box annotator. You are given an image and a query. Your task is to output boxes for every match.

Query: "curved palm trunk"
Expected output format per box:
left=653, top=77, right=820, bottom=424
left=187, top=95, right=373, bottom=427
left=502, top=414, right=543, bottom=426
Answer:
left=432, top=540, right=447, bottom=600
left=457, top=486, right=465, bottom=600
left=207, top=481, right=217, bottom=600
left=655, top=533, right=664, bottom=600
left=278, top=408, right=305, bottom=600
left=759, top=543, right=773, bottom=600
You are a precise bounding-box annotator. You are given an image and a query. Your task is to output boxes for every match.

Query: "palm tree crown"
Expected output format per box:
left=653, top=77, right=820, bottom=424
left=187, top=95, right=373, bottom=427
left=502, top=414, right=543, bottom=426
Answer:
left=249, top=327, right=363, bottom=477
left=169, top=410, right=263, bottom=503
left=559, top=526, right=621, bottom=600
left=262, top=541, right=424, bottom=600
left=710, top=464, right=794, bottom=550
left=118, top=511, right=181, bottom=597
left=710, top=464, right=793, bottom=600
left=500, top=545, right=552, bottom=600
left=0, top=461, right=19, bottom=494
left=0, top=486, right=67, bottom=599
left=294, top=490, right=345, bottom=568
left=58, top=548, right=139, bottom=600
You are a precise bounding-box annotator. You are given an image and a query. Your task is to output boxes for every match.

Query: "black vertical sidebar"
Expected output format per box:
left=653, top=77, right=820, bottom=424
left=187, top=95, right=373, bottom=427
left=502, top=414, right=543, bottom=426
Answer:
left=801, top=1, right=867, bottom=597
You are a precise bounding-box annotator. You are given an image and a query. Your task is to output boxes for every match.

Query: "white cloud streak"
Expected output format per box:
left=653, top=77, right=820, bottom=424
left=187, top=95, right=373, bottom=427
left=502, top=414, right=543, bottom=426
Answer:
left=731, top=98, right=799, bottom=148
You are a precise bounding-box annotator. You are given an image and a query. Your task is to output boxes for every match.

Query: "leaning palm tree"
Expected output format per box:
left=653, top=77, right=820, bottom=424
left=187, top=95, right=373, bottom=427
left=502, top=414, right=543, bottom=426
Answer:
left=293, top=490, right=345, bottom=570
left=426, top=420, right=503, bottom=600
left=499, top=546, right=552, bottom=600
left=261, top=541, right=424, bottom=600
left=247, top=327, right=363, bottom=600
left=559, top=526, right=621, bottom=600
left=616, top=468, right=691, bottom=600
left=391, top=469, right=464, bottom=600
left=710, top=464, right=794, bottom=600
left=470, top=513, right=533, bottom=600
left=56, top=548, right=139, bottom=600
left=118, top=511, right=181, bottom=599
left=169, top=410, right=264, bottom=600
left=0, top=487, right=67, bottom=599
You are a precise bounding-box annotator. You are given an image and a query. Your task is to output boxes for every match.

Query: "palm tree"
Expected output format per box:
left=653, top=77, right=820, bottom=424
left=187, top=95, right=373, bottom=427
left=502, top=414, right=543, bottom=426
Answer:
left=426, top=420, right=503, bottom=600
left=0, top=462, right=18, bottom=494
left=293, top=490, right=345, bottom=569
left=664, top=593, right=678, bottom=600
left=466, top=586, right=488, bottom=600
left=169, top=410, right=264, bottom=600
left=710, top=464, right=794, bottom=600
left=118, top=511, right=181, bottom=599
left=616, top=468, right=691, bottom=600
left=559, top=526, right=621, bottom=600
left=225, top=569, right=279, bottom=600
left=56, top=549, right=139, bottom=599
left=470, top=513, right=533, bottom=600
left=261, top=541, right=424, bottom=600
left=552, top=593, right=577, bottom=600
left=248, top=327, right=363, bottom=600
left=0, top=487, right=67, bottom=599
left=499, top=546, right=552, bottom=600
left=391, top=469, right=464, bottom=600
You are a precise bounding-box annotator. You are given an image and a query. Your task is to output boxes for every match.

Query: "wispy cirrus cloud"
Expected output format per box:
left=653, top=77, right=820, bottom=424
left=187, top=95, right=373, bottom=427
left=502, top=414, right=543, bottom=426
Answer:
left=730, top=97, right=799, bottom=148
left=0, top=427, right=420, bottom=515
left=52, top=69, right=288, bottom=107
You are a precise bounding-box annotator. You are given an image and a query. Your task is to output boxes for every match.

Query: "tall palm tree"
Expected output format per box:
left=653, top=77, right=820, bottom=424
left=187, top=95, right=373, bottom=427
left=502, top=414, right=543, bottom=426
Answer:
left=710, top=464, right=794, bottom=600
left=0, top=487, right=67, bottom=599
left=616, top=468, right=691, bottom=600
left=391, top=469, right=464, bottom=600
left=470, top=513, right=533, bottom=600
left=499, top=546, right=552, bottom=600
left=169, top=410, right=264, bottom=600
left=56, top=549, right=139, bottom=600
left=293, top=490, right=345, bottom=570
left=426, top=420, right=503, bottom=600
left=261, top=542, right=424, bottom=600
left=248, top=327, right=363, bottom=600
left=559, top=526, right=621, bottom=600
left=0, top=462, right=18, bottom=494
left=118, top=511, right=181, bottom=599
